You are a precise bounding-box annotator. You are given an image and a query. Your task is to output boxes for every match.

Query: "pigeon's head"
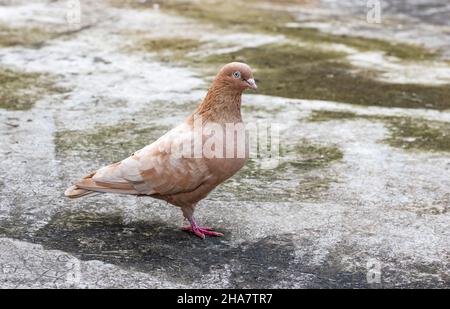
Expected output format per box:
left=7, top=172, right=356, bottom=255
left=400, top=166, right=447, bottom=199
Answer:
left=216, top=62, right=257, bottom=91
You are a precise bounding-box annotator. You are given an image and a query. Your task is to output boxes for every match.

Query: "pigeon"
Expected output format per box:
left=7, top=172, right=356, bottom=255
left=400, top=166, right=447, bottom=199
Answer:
left=65, top=62, right=257, bottom=239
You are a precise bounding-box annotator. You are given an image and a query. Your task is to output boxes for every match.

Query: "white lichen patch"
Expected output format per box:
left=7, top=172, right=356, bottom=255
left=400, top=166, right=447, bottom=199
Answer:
left=191, top=32, right=286, bottom=57
left=347, top=52, right=450, bottom=85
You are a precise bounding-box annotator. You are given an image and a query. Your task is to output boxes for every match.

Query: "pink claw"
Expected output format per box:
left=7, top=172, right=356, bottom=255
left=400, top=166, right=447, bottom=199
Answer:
left=181, top=226, right=224, bottom=239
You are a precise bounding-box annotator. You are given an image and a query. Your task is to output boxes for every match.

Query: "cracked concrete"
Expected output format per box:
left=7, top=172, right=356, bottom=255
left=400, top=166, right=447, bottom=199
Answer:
left=0, top=0, right=449, bottom=288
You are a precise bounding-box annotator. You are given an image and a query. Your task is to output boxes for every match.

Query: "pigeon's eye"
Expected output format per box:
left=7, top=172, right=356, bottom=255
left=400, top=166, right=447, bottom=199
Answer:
left=232, top=71, right=241, bottom=79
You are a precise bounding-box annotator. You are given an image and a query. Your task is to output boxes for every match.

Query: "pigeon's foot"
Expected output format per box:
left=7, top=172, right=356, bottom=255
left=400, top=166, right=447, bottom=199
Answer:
left=181, top=225, right=224, bottom=239
left=180, top=214, right=224, bottom=239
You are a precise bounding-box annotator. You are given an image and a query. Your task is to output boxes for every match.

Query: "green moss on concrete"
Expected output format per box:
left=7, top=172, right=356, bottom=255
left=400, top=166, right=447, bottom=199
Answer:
left=384, top=118, right=450, bottom=152
left=207, top=43, right=450, bottom=110
left=161, top=0, right=439, bottom=61
left=0, top=68, right=64, bottom=110
left=115, top=1, right=447, bottom=109
left=308, top=110, right=450, bottom=153
left=55, top=123, right=169, bottom=163
left=215, top=139, right=343, bottom=202
left=279, top=27, right=438, bottom=61
left=140, top=37, right=202, bottom=53
left=288, top=142, right=344, bottom=169
left=0, top=24, right=51, bottom=48
left=308, top=110, right=358, bottom=122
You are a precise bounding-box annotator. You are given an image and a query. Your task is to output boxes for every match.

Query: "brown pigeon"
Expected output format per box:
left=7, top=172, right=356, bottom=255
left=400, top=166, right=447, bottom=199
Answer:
left=65, top=62, right=257, bottom=239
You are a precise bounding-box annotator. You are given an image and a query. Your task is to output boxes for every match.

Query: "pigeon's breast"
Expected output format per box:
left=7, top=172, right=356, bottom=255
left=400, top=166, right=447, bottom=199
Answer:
left=202, top=120, right=248, bottom=172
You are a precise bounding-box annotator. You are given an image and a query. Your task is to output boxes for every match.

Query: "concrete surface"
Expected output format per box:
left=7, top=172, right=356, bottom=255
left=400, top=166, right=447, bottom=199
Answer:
left=0, top=0, right=449, bottom=288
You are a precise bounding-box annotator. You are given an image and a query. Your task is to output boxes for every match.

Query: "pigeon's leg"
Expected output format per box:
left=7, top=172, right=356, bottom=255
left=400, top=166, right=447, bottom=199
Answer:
left=180, top=205, right=223, bottom=239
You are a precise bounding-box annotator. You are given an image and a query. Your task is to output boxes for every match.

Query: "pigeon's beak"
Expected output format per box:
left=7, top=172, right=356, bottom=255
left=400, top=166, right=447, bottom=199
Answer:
left=245, top=78, right=257, bottom=90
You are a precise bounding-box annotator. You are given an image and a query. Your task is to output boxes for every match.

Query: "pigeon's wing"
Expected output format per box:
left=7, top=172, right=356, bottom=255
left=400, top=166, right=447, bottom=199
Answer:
left=74, top=123, right=211, bottom=196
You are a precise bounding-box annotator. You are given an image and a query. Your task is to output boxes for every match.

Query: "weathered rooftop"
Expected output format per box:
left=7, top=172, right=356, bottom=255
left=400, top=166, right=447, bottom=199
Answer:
left=0, top=0, right=449, bottom=288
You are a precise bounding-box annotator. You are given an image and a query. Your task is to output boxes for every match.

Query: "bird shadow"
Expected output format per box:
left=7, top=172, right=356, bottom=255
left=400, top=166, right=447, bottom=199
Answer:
left=24, top=211, right=401, bottom=288
left=30, top=211, right=298, bottom=287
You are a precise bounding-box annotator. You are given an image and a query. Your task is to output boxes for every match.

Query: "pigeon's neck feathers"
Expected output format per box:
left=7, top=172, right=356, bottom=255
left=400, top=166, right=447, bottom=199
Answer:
left=194, top=81, right=243, bottom=123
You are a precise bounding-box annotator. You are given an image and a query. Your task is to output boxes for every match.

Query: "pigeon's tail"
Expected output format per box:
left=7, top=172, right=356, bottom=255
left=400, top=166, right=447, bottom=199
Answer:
left=64, top=172, right=98, bottom=198
left=64, top=185, right=97, bottom=198
left=65, top=169, right=140, bottom=198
